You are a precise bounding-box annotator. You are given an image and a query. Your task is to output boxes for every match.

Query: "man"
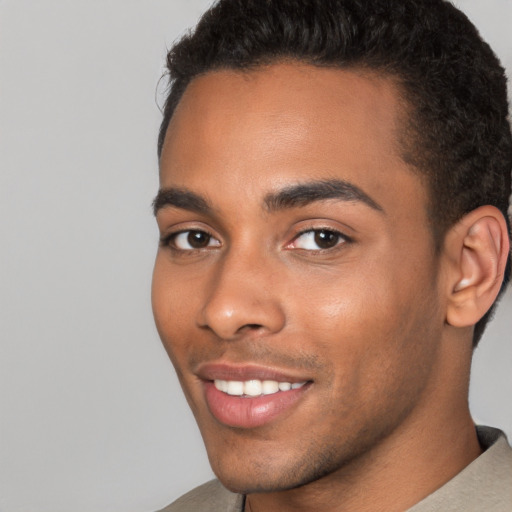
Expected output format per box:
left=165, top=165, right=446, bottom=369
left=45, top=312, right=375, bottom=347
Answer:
left=151, top=0, right=512, bottom=510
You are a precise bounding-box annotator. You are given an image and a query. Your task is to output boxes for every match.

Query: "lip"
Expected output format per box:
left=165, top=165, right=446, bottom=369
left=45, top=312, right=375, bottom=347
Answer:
left=197, top=362, right=309, bottom=383
left=197, top=362, right=312, bottom=429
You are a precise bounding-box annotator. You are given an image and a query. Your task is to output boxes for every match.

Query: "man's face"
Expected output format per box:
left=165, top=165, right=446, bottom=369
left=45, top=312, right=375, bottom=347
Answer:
left=152, top=64, right=447, bottom=492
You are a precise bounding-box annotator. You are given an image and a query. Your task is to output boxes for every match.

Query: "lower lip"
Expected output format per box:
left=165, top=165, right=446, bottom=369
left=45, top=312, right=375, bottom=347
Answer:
left=204, top=381, right=310, bottom=429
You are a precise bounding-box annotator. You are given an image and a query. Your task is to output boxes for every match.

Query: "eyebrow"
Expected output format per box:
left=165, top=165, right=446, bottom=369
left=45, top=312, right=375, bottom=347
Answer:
left=152, top=178, right=384, bottom=216
left=263, top=179, right=384, bottom=213
left=153, top=187, right=213, bottom=216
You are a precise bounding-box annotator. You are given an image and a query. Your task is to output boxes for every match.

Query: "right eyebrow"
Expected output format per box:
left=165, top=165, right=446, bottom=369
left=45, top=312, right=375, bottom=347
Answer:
left=263, top=179, right=384, bottom=213
left=152, top=187, right=213, bottom=216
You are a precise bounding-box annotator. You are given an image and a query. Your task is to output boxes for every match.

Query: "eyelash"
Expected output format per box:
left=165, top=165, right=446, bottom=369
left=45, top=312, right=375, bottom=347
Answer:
left=160, top=227, right=352, bottom=254
left=287, top=227, right=352, bottom=252
left=160, top=229, right=219, bottom=251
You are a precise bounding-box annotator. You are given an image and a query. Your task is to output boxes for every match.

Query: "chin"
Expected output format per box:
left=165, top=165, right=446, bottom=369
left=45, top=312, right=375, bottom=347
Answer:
left=205, top=436, right=350, bottom=495
left=213, top=470, right=304, bottom=495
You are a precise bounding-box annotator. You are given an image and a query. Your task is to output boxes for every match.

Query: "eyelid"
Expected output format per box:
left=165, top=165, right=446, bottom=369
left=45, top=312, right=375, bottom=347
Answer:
left=286, top=226, right=352, bottom=251
left=160, top=227, right=221, bottom=251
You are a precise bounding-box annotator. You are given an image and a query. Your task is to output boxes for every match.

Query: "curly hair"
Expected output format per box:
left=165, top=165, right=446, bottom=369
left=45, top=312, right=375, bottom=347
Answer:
left=158, top=0, right=512, bottom=346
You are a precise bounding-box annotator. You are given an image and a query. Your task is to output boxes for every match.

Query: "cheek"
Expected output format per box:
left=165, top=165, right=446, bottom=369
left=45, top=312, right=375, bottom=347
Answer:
left=293, top=258, right=441, bottom=386
left=151, top=258, right=197, bottom=362
left=294, top=289, right=440, bottom=453
left=152, top=260, right=206, bottom=410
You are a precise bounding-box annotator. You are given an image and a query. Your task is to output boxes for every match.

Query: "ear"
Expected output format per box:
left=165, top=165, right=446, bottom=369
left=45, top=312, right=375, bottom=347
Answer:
left=444, top=206, right=510, bottom=328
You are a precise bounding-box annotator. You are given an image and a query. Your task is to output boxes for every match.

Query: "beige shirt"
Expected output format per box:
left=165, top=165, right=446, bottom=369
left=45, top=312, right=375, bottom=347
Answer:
left=158, top=426, right=512, bottom=512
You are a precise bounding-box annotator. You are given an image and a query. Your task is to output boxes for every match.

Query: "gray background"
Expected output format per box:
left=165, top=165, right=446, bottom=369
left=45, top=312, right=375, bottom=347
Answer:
left=0, top=1, right=510, bottom=511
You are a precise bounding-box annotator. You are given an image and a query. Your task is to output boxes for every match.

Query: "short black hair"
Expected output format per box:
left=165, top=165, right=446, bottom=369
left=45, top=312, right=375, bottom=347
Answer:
left=158, top=0, right=512, bottom=346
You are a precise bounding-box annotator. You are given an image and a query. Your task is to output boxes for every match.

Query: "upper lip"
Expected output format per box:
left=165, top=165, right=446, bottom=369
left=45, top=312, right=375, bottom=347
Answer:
left=196, top=362, right=311, bottom=383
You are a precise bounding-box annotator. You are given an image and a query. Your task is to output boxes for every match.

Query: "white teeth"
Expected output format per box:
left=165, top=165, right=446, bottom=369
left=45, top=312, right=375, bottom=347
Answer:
left=226, top=381, right=244, bottom=396
left=261, top=380, right=280, bottom=394
left=216, top=380, right=228, bottom=392
left=214, top=379, right=306, bottom=397
left=244, top=380, right=262, bottom=397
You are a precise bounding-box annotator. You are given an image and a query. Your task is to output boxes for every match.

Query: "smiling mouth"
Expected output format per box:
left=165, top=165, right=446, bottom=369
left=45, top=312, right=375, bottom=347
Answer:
left=214, top=378, right=307, bottom=397
left=203, top=379, right=312, bottom=428
left=196, top=362, right=313, bottom=428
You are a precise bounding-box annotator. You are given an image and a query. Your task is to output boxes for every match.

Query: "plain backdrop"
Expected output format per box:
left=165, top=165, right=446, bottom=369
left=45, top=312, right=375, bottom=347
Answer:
left=0, top=1, right=511, bottom=511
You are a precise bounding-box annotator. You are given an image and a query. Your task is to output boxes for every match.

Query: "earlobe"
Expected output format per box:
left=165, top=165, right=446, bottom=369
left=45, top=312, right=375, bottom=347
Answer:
left=445, top=206, right=510, bottom=328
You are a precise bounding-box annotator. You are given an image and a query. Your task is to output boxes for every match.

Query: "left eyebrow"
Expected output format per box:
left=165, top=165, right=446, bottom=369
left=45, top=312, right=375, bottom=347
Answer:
left=263, top=179, right=385, bottom=213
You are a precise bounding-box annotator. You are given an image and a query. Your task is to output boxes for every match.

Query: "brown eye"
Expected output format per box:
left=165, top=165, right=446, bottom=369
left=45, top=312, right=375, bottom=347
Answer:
left=171, top=230, right=221, bottom=250
left=290, top=229, right=347, bottom=251
left=314, top=230, right=340, bottom=249
left=187, top=231, right=211, bottom=248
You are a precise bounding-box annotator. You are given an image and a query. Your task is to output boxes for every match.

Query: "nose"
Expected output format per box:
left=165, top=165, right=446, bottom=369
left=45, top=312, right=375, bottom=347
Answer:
left=197, top=250, right=286, bottom=340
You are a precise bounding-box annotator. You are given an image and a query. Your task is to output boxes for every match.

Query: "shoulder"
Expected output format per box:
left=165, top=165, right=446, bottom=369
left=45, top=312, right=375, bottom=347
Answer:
left=156, top=479, right=244, bottom=512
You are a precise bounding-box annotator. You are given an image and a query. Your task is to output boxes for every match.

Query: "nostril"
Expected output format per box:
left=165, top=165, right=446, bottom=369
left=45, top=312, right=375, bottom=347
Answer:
left=241, top=323, right=264, bottom=331
left=233, top=323, right=266, bottom=336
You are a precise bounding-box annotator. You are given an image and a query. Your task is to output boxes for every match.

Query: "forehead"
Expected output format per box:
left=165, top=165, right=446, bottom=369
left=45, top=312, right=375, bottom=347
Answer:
left=160, top=63, right=426, bottom=220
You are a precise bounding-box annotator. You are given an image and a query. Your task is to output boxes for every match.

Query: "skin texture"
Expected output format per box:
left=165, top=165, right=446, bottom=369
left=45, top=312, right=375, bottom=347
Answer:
left=152, top=64, right=497, bottom=511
